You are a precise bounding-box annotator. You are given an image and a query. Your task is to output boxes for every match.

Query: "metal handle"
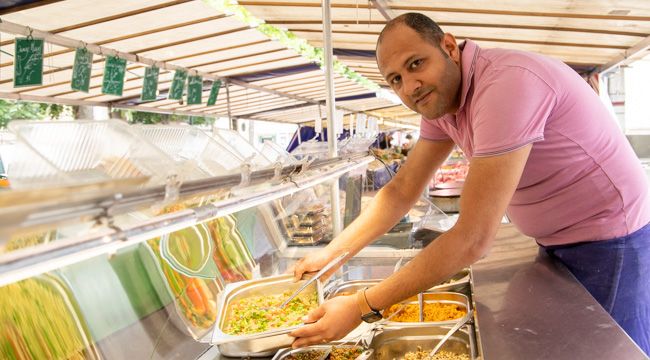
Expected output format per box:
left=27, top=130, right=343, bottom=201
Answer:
left=427, top=309, right=473, bottom=358
left=279, top=251, right=349, bottom=308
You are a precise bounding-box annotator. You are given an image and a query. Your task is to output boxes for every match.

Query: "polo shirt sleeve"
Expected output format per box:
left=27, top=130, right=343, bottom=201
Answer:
left=419, top=117, right=451, bottom=141
left=471, top=66, right=556, bottom=157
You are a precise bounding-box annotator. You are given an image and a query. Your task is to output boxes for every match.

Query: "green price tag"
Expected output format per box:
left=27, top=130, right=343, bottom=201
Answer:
left=168, top=69, right=187, bottom=100
left=186, top=75, right=203, bottom=105
left=71, top=48, right=93, bottom=92
left=141, top=66, right=160, bottom=101
left=207, top=80, right=222, bottom=106
left=14, top=37, right=44, bottom=87
left=101, top=55, right=127, bottom=96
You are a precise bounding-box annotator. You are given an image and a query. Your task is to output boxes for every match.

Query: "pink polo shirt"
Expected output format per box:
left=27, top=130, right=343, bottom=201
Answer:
left=421, top=40, right=650, bottom=246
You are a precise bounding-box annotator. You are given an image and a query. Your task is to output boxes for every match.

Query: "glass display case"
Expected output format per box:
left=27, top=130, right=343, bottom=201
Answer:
left=0, top=120, right=375, bottom=360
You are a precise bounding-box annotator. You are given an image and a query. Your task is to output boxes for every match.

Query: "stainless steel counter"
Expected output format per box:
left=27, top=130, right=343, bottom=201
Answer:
left=472, top=224, right=648, bottom=359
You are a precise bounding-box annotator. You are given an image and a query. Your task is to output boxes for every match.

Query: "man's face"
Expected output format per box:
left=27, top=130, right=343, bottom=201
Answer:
left=377, top=24, right=462, bottom=120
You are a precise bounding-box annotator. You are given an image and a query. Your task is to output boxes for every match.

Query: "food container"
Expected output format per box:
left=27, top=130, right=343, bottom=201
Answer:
left=381, top=292, right=469, bottom=327
left=369, top=325, right=477, bottom=360
left=211, top=274, right=325, bottom=357
left=325, top=269, right=470, bottom=298
left=272, top=345, right=331, bottom=360
left=273, top=344, right=371, bottom=360
left=429, top=189, right=461, bottom=213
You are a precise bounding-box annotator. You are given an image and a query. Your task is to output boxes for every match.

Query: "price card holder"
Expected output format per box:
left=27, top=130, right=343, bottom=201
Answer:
left=71, top=48, right=93, bottom=92
left=186, top=75, right=203, bottom=105
left=101, top=55, right=127, bottom=96
left=168, top=69, right=187, bottom=100
left=14, top=37, right=44, bottom=87
left=207, top=80, right=222, bottom=106
left=141, top=66, right=160, bottom=101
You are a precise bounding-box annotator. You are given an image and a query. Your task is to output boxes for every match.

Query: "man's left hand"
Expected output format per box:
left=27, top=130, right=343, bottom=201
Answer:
left=289, top=294, right=362, bottom=348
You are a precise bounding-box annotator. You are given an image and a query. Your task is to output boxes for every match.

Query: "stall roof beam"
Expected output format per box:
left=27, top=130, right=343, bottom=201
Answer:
left=238, top=2, right=650, bottom=21
left=369, top=0, right=395, bottom=21
left=0, top=91, right=108, bottom=108
left=0, top=19, right=326, bottom=110
left=0, top=0, right=64, bottom=15
left=597, top=35, right=650, bottom=75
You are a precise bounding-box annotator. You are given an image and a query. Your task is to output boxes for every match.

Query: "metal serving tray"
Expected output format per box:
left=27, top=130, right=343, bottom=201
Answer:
left=325, top=287, right=469, bottom=328
left=325, top=268, right=470, bottom=298
left=211, top=274, right=324, bottom=357
left=369, top=325, right=477, bottom=360
left=273, top=344, right=372, bottom=360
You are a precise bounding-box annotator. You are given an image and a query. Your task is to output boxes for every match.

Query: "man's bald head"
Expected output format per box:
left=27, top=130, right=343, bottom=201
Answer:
left=377, top=13, right=445, bottom=51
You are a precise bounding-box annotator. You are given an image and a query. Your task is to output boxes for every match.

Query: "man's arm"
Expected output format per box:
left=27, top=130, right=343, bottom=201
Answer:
left=329, top=138, right=454, bottom=255
left=292, top=138, right=454, bottom=280
left=365, top=144, right=532, bottom=309
left=290, top=144, right=532, bottom=347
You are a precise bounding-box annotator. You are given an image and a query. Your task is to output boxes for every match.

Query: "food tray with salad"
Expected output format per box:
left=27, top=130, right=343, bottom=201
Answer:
left=210, top=274, right=324, bottom=357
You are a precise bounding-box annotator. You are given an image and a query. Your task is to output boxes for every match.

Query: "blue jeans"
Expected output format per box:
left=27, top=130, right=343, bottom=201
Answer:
left=544, top=223, right=650, bottom=355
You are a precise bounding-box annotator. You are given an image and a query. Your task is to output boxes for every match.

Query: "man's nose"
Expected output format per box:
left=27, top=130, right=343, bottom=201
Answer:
left=403, top=75, right=422, bottom=99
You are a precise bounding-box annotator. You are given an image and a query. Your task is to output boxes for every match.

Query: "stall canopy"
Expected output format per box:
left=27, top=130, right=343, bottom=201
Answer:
left=0, top=0, right=648, bottom=127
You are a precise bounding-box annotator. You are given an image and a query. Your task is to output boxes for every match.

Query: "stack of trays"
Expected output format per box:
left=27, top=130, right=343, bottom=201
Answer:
left=285, top=204, right=331, bottom=246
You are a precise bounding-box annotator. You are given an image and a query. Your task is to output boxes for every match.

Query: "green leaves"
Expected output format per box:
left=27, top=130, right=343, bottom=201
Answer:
left=204, top=0, right=379, bottom=91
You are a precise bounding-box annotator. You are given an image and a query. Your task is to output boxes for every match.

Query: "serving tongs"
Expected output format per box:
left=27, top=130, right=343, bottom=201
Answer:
left=426, top=309, right=473, bottom=359
left=279, top=252, right=350, bottom=309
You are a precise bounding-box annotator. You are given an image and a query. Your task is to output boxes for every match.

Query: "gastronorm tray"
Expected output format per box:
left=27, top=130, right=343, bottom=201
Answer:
left=211, top=274, right=325, bottom=357
left=273, top=344, right=372, bottom=360
left=325, top=268, right=470, bottom=298
left=369, top=324, right=477, bottom=360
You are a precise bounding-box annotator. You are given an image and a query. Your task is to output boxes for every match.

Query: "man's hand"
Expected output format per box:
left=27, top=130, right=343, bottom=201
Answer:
left=287, top=247, right=343, bottom=282
left=289, top=295, right=362, bottom=348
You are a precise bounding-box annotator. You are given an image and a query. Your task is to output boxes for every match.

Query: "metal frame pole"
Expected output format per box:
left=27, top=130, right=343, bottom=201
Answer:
left=322, top=0, right=342, bottom=236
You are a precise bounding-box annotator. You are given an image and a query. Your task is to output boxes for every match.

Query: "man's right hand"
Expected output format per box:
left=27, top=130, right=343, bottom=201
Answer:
left=287, top=247, right=345, bottom=282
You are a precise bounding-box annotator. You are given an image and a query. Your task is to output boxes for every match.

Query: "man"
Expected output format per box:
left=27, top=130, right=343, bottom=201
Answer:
left=289, top=13, right=650, bottom=354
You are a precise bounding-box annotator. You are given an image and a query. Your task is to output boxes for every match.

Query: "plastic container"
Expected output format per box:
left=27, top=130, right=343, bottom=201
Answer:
left=9, top=120, right=200, bottom=187
left=259, top=140, right=298, bottom=165
left=211, top=129, right=272, bottom=169
left=137, top=125, right=245, bottom=176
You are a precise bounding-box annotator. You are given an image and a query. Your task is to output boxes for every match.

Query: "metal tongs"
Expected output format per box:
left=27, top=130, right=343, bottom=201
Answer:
left=426, top=309, right=474, bottom=359
left=279, top=251, right=350, bottom=309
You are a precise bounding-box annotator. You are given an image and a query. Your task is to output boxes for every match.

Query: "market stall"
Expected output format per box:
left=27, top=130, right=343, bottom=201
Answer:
left=1, top=1, right=650, bottom=359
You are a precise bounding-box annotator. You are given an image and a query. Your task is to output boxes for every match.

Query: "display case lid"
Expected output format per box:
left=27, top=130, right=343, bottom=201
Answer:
left=137, top=125, right=245, bottom=177
left=9, top=120, right=198, bottom=187
left=211, top=128, right=272, bottom=169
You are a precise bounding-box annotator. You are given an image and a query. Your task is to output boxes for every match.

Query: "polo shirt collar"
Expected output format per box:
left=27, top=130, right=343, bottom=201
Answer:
left=457, top=39, right=480, bottom=113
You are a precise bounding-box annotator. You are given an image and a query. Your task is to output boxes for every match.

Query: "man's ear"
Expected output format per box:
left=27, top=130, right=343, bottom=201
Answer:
left=440, top=33, right=460, bottom=64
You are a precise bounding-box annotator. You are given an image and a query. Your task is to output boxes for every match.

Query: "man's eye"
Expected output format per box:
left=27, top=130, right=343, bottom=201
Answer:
left=390, top=76, right=401, bottom=85
left=409, top=59, right=422, bottom=69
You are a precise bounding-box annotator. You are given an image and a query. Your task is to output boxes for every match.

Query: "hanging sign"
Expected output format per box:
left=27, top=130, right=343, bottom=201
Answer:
left=101, top=55, right=127, bottom=96
left=207, top=80, right=222, bottom=106
left=334, top=110, right=345, bottom=135
left=141, top=66, right=160, bottom=101
left=356, top=113, right=367, bottom=135
left=168, top=69, right=187, bottom=100
left=14, top=37, right=44, bottom=87
left=186, top=75, right=203, bottom=105
left=314, top=114, right=322, bottom=134
left=71, top=48, right=93, bottom=92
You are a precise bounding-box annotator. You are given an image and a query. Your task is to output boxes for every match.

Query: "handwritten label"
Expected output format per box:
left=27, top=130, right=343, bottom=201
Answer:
left=14, top=38, right=44, bottom=87
left=141, top=66, right=160, bottom=101
left=71, top=48, right=93, bottom=92
left=186, top=75, right=203, bottom=105
left=101, top=55, right=127, bottom=96
left=207, top=80, right=222, bottom=106
left=168, top=70, right=187, bottom=100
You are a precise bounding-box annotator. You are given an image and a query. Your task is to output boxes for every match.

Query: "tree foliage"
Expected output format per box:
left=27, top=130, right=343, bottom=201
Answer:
left=0, top=100, right=67, bottom=128
left=120, top=109, right=214, bottom=126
